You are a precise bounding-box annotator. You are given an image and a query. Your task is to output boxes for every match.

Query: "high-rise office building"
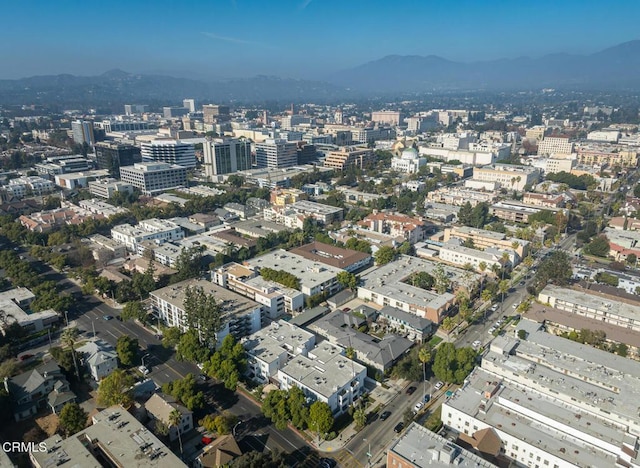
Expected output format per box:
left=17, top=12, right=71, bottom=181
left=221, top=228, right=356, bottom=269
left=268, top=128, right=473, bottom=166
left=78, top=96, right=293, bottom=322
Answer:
left=203, top=104, right=231, bottom=124
left=203, top=138, right=252, bottom=178
left=120, top=162, right=187, bottom=195
left=255, top=139, right=298, bottom=168
left=183, top=99, right=196, bottom=113
left=296, top=142, right=317, bottom=164
left=71, top=120, right=95, bottom=145
left=94, top=142, right=142, bottom=178
left=124, top=104, right=148, bottom=115
left=141, top=140, right=196, bottom=168
left=163, top=107, right=189, bottom=119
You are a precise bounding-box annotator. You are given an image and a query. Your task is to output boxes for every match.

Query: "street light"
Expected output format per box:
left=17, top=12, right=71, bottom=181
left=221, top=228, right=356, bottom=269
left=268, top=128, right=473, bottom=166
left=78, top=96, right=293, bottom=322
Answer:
left=232, top=420, right=242, bottom=437
left=363, top=438, right=372, bottom=467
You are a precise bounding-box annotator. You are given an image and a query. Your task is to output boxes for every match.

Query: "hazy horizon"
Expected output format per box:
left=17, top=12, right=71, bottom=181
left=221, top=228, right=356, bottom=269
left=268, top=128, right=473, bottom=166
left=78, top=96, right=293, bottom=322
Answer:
left=2, top=0, right=639, bottom=80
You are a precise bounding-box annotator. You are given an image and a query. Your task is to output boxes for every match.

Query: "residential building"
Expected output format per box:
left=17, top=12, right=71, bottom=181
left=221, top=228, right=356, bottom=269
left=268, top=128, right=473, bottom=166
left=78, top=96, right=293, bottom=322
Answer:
left=525, top=125, right=548, bottom=141
left=35, top=155, right=93, bottom=176
left=188, top=213, right=220, bottom=230
left=88, top=178, right=134, bottom=199
left=443, top=225, right=530, bottom=258
left=4, top=176, right=54, bottom=198
left=5, top=360, right=75, bottom=421
left=358, top=255, right=479, bottom=323
left=323, top=146, right=374, bottom=171
left=442, top=327, right=640, bottom=468
left=247, top=249, right=342, bottom=297
left=120, top=162, right=188, bottom=195
left=359, top=212, right=428, bottom=244
left=141, top=139, right=196, bottom=168
left=490, top=200, right=545, bottom=223
left=213, top=263, right=304, bottom=317
left=576, top=146, right=638, bottom=168
left=145, top=393, right=193, bottom=442
left=438, top=239, right=512, bottom=272
left=377, top=306, right=433, bottom=342
left=111, top=218, right=184, bottom=253
left=151, top=279, right=264, bottom=344
left=281, top=114, right=311, bottom=129
left=289, top=241, right=372, bottom=273
left=85, top=233, right=127, bottom=264
left=350, top=127, right=395, bottom=144
left=603, top=227, right=640, bottom=261
left=538, top=284, right=640, bottom=333
left=29, top=405, right=186, bottom=468
left=194, top=435, right=243, bottom=468
left=71, top=119, right=95, bottom=145
left=78, top=199, right=128, bottom=217
left=427, top=186, right=499, bottom=207
left=264, top=200, right=344, bottom=227
left=203, top=138, right=252, bottom=177
left=277, top=340, right=367, bottom=415
left=270, top=188, right=307, bottom=206
left=94, top=141, right=142, bottom=178
left=163, top=106, right=189, bottom=118
left=244, top=320, right=316, bottom=384
left=522, top=192, right=564, bottom=208
left=183, top=98, right=196, bottom=113
left=308, top=309, right=413, bottom=372
left=472, top=164, right=540, bottom=191
left=124, top=104, right=148, bottom=115
left=0, top=287, right=58, bottom=336
left=255, top=139, right=298, bottom=168
left=76, top=339, right=118, bottom=381
left=391, top=147, right=427, bottom=173
left=545, top=156, right=576, bottom=174
left=537, top=136, right=574, bottom=156
left=387, top=422, right=498, bottom=468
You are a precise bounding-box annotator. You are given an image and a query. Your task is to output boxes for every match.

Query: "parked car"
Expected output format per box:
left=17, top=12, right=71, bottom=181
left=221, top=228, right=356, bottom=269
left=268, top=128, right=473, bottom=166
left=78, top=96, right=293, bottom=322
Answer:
left=413, top=402, right=424, bottom=412
left=423, top=394, right=431, bottom=403
left=434, top=381, right=444, bottom=391
left=472, top=340, right=482, bottom=348
left=393, top=422, right=405, bottom=433
left=138, top=366, right=150, bottom=375
left=406, top=386, right=417, bottom=395
left=19, top=354, right=34, bottom=361
left=103, top=315, right=113, bottom=321
left=380, top=411, right=391, bottom=421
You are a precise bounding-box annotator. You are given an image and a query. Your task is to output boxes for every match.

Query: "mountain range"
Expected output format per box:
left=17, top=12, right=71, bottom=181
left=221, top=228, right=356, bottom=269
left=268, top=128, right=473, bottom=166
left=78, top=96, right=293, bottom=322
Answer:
left=1, top=40, right=640, bottom=106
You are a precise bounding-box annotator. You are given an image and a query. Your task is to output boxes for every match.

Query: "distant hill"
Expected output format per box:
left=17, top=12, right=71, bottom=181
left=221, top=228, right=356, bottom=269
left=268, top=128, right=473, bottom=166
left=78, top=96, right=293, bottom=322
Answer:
left=0, top=71, right=352, bottom=106
left=327, top=40, right=640, bottom=92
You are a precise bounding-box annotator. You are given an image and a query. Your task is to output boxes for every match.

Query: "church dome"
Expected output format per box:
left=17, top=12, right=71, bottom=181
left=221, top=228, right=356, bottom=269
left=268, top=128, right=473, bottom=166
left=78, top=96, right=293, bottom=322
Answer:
left=401, top=147, right=418, bottom=159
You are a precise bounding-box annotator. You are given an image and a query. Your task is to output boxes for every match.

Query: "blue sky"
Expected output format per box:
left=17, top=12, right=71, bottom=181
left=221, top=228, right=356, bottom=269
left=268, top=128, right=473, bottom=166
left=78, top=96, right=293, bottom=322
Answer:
left=2, top=0, right=638, bottom=79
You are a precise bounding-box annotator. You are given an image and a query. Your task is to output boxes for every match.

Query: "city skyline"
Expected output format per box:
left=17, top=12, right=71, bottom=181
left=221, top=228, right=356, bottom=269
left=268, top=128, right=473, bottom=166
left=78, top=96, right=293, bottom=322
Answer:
left=2, top=0, right=639, bottom=80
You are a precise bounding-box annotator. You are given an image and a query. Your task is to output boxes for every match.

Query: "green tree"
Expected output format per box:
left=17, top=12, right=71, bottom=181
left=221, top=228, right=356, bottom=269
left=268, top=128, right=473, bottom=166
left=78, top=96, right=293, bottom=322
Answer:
left=308, top=401, right=334, bottom=440
left=374, top=246, right=396, bottom=265
left=173, top=246, right=204, bottom=282
left=583, top=235, right=610, bottom=258
left=97, top=369, right=134, bottom=407
left=353, top=406, right=366, bottom=430
left=231, top=450, right=288, bottom=468
left=531, top=251, right=573, bottom=294
left=58, top=402, right=88, bottom=437
left=261, top=389, right=290, bottom=430
left=176, top=329, right=211, bottom=364
left=260, top=267, right=301, bottom=290
left=627, top=253, right=637, bottom=265
left=336, top=271, right=358, bottom=290
left=121, top=301, right=146, bottom=322
left=183, top=285, right=223, bottom=348
left=162, top=374, right=205, bottom=411
left=169, top=408, right=184, bottom=456
left=116, top=336, right=139, bottom=367
left=61, top=327, right=81, bottom=380
left=433, top=264, right=450, bottom=294
left=204, top=335, right=246, bottom=391
left=162, top=327, right=182, bottom=348
left=432, top=343, right=477, bottom=384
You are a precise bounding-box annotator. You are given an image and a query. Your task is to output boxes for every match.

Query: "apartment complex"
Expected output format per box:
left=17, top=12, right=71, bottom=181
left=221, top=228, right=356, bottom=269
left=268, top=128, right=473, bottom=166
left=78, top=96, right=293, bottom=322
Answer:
left=289, top=241, right=372, bottom=273
left=438, top=240, right=511, bottom=272
left=203, top=138, right=252, bottom=177
left=120, top=162, right=187, bottom=195
left=264, top=200, right=344, bottom=227
left=359, top=212, right=428, bottom=244
left=323, top=146, right=374, bottom=171
left=442, top=327, right=640, bottom=468
left=537, top=136, right=574, bottom=156
left=443, top=225, right=529, bottom=258
left=141, top=139, right=196, bottom=168
left=88, top=178, right=134, bottom=199
left=371, top=110, right=403, bottom=126
left=522, top=192, right=564, bottom=208
left=71, top=119, right=95, bottom=145
left=255, top=139, right=298, bottom=168
left=151, top=279, right=263, bottom=345
left=212, top=262, right=304, bottom=317
left=111, top=218, right=184, bottom=253
left=490, top=200, right=544, bottom=223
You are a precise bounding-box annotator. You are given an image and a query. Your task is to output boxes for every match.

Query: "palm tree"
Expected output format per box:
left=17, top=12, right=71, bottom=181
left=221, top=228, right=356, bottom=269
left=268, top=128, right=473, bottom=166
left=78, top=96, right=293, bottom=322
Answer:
left=478, top=261, right=487, bottom=273
left=169, top=409, right=183, bottom=456
left=61, top=327, right=81, bottom=380
left=418, top=347, right=432, bottom=401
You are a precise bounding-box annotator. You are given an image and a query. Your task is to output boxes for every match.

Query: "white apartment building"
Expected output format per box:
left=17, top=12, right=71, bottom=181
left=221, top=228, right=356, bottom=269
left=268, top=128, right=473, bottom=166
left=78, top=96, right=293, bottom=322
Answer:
left=472, top=164, right=540, bottom=191
left=391, top=147, right=427, bottom=173
left=371, top=110, right=403, bottom=126
left=244, top=320, right=316, bottom=384
left=4, top=176, right=55, bottom=198
left=442, top=326, right=640, bottom=468
left=120, top=162, right=187, bottom=195
left=545, top=156, right=576, bottom=174
left=255, top=139, right=298, bottom=168
left=264, top=200, right=344, bottom=227
left=213, top=263, right=304, bottom=318
left=151, top=279, right=263, bottom=345
left=247, top=250, right=342, bottom=298
left=537, top=136, right=574, bottom=156
left=203, top=138, right=252, bottom=177
left=438, top=240, right=513, bottom=272
left=277, top=340, right=367, bottom=415
left=111, top=218, right=184, bottom=253
left=76, top=339, right=118, bottom=381
left=88, top=178, right=134, bottom=199
left=141, top=139, right=196, bottom=168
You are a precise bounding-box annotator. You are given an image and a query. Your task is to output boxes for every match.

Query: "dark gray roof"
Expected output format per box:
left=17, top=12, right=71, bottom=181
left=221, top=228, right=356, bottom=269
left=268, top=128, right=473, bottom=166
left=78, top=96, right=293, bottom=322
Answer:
left=379, top=305, right=434, bottom=331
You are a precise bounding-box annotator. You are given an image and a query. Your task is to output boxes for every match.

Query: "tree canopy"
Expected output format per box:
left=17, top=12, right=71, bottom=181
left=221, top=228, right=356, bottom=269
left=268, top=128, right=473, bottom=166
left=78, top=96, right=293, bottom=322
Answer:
left=58, top=402, right=88, bottom=437
left=531, top=251, right=572, bottom=294
left=161, top=374, right=205, bottom=411
left=204, top=335, right=246, bottom=391
left=260, top=267, right=301, bottom=290
left=116, top=336, right=138, bottom=367
left=431, top=342, right=477, bottom=384
left=183, top=285, right=223, bottom=348
left=97, top=369, right=134, bottom=407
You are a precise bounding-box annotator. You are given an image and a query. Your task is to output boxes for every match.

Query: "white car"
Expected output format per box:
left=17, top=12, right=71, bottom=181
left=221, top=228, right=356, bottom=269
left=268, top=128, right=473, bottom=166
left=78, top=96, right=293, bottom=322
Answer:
left=489, top=327, right=496, bottom=334
left=434, top=381, right=444, bottom=391
left=413, top=401, right=424, bottom=412
left=138, top=366, right=150, bottom=375
left=472, top=340, right=482, bottom=348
